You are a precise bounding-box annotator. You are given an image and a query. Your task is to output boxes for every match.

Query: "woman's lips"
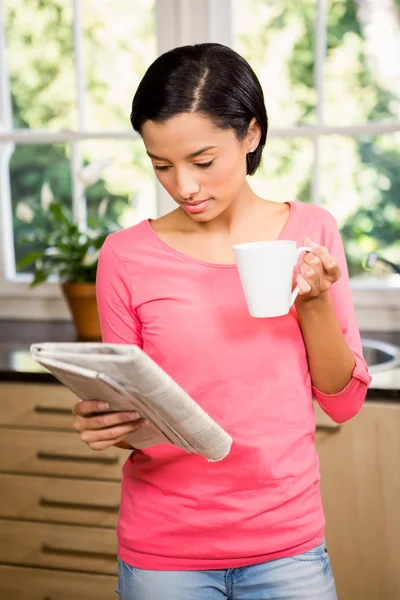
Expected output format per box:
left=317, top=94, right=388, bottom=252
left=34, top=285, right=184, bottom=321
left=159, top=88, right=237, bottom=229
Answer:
left=181, top=199, right=211, bottom=214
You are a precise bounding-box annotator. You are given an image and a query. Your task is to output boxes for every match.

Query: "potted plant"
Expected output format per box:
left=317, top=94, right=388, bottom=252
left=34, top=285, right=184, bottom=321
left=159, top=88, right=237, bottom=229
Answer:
left=15, top=161, right=125, bottom=340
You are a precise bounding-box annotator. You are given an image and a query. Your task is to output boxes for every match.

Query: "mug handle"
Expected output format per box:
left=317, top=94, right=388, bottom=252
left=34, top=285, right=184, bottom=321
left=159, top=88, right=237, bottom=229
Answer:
left=289, top=245, right=313, bottom=307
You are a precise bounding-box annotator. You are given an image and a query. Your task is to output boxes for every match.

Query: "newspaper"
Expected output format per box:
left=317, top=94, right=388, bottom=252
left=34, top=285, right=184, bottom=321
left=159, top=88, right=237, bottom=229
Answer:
left=30, top=342, right=232, bottom=462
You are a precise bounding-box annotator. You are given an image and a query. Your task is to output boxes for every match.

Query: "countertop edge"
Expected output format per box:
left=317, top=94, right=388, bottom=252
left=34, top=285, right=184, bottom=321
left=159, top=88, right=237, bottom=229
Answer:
left=0, top=321, right=399, bottom=400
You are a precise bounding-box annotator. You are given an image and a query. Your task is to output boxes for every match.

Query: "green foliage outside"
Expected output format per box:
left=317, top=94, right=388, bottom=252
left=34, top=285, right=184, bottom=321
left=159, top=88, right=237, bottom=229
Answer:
left=235, top=0, right=400, bottom=277
left=5, top=0, right=156, bottom=275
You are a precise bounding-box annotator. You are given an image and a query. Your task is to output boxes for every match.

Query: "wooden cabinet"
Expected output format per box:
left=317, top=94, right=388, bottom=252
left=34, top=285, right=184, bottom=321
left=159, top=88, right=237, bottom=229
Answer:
left=0, top=520, right=118, bottom=575
left=0, top=382, right=127, bottom=599
left=0, top=429, right=123, bottom=479
left=0, top=474, right=120, bottom=527
left=0, top=565, right=118, bottom=600
left=315, top=401, right=400, bottom=600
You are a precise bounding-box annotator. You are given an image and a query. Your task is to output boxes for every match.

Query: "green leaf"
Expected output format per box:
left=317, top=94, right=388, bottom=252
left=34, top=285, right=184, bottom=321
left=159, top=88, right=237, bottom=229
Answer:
left=16, top=251, right=44, bottom=270
left=30, top=269, right=50, bottom=288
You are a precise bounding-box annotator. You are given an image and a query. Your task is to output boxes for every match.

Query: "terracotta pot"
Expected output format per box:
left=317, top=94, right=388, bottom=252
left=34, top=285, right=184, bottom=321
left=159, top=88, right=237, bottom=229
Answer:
left=61, top=282, right=102, bottom=341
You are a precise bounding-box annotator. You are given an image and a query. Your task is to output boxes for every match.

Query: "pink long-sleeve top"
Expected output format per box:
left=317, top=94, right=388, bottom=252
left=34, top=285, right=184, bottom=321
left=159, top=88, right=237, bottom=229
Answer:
left=96, top=200, right=371, bottom=570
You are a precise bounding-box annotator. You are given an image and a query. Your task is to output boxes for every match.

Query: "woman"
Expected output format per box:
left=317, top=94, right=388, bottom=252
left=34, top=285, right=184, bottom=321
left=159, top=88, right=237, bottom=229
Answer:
left=72, top=43, right=371, bottom=599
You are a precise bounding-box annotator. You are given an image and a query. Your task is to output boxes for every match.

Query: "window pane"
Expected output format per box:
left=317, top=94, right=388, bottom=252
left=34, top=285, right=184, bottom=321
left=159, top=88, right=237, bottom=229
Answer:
left=11, top=138, right=156, bottom=277
left=83, top=0, right=156, bottom=131
left=80, top=138, right=156, bottom=227
left=321, top=133, right=400, bottom=279
left=325, top=0, right=400, bottom=124
left=5, top=0, right=77, bottom=130
left=11, top=143, right=72, bottom=273
left=250, top=138, right=313, bottom=202
left=233, top=0, right=317, bottom=127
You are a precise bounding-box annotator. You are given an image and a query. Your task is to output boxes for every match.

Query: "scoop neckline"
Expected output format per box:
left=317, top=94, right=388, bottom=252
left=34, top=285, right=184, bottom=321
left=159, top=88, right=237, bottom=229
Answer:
left=144, top=200, right=296, bottom=269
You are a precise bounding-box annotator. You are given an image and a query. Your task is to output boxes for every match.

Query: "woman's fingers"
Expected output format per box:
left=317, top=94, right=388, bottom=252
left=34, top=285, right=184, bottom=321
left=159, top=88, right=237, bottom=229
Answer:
left=73, top=409, right=141, bottom=432
left=86, top=431, right=139, bottom=452
left=72, top=400, right=110, bottom=416
left=296, top=273, right=312, bottom=295
left=303, top=238, right=341, bottom=281
left=79, top=418, right=149, bottom=450
left=71, top=399, right=149, bottom=451
left=298, top=261, right=320, bottom=292
left=297, top=238, right=341, bottom=299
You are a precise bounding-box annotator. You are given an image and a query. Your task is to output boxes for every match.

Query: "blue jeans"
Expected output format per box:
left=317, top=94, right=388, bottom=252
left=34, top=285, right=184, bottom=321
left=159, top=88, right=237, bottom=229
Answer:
left=116, top=542, right=338, bottom=599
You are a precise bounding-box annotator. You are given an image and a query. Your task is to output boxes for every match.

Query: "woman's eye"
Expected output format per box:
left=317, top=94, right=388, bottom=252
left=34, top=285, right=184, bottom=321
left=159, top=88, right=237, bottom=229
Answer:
left=195, top=161, right=214, bottom=168
left=154, top=161, right=214, bottom=171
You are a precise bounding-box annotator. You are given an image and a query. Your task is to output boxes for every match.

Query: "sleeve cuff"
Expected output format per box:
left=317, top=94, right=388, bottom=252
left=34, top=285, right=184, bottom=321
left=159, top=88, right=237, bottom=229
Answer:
left=312, top=354, right=371, bottom=401
left=311, top=355, right=372, bottom=423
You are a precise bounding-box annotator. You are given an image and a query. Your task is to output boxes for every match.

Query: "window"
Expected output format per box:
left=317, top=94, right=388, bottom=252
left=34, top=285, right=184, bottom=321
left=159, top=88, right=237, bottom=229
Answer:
left=0, top=0, right=157, bottom=284
left=233, top=0, right=400, bottom=284
left=1, top=0, right=399, bottom=324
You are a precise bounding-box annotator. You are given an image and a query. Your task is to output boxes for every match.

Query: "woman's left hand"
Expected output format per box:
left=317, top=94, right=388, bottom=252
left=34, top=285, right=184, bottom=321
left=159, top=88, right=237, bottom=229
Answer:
left=295, top=237, right=341, bottom=300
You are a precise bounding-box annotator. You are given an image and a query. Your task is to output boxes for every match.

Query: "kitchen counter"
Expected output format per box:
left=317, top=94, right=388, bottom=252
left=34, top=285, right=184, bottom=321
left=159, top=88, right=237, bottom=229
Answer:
left=0, top=319, right=399, bottom=399
left=0, top=320, right=77, bottom=384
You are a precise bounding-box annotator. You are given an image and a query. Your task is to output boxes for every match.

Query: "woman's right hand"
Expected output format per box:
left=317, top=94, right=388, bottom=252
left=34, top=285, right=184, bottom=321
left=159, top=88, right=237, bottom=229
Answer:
left=72, top=400, right=148, bottom=451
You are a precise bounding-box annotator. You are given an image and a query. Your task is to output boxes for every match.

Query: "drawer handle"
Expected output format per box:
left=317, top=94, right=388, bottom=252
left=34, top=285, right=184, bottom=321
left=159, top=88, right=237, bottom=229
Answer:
left=316, top=423, right=341, bottom=432
left=34, top=405, right=72, bottom=416
left=39, top=497, right=119, bottom=513
left=36, top=451, right=119, bottom=465
left=41, top=543, right=116, bottom=561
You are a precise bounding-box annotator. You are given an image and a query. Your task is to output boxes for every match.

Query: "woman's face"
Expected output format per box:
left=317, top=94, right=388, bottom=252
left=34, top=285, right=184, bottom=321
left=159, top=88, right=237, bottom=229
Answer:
left=141, top=113, right=258, bottom=221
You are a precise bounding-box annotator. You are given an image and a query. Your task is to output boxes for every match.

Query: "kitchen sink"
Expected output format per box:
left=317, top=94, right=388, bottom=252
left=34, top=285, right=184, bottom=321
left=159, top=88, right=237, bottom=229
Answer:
left=361, top=338, right=400, bottom=373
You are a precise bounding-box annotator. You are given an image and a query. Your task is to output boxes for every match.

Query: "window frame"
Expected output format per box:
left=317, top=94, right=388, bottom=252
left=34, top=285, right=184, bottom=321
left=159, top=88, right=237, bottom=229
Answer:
left=0, top=0, right=399, bottom=328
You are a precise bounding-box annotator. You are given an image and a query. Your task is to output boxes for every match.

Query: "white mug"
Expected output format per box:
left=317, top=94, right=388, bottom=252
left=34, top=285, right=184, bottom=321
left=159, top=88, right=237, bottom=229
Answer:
left=233, top=240, right=313, bottom=318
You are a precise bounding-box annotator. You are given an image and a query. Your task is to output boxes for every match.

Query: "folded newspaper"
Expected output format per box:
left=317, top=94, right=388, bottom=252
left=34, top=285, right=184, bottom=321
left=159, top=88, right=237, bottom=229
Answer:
left=30, top=342, right=232, bottom=462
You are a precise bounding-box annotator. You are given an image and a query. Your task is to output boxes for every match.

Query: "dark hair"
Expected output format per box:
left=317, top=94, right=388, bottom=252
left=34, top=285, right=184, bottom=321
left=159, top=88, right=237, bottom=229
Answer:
left=130, top=43, right=268, bottom=176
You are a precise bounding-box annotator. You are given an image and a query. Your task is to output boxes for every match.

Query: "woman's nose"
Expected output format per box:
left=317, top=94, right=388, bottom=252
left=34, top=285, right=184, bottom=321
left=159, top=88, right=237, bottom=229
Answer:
left=175, top=170, right=200, bottom=199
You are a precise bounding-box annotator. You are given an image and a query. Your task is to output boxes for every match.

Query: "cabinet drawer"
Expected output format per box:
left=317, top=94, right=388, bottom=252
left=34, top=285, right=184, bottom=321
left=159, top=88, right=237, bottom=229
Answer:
left=0, top=473, right=120, bottom=527
left=0, top=564, right=117, bottom=599
left=0, top=519, right=117, bottom=574
left=0, top=429, right=126, bottom=480
left=0, top=383, right=77, bottom=430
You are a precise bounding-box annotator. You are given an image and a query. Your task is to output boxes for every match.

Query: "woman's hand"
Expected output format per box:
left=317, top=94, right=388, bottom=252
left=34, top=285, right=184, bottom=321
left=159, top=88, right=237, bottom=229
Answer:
left=295, top=237, right=341, bottom=301
left=72, top=400, right=148, bottom=451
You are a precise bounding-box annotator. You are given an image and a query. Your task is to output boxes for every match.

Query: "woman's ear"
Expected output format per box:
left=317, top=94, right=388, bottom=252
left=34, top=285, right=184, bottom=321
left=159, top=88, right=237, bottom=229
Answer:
left=246, top=118, right=261, bottom=152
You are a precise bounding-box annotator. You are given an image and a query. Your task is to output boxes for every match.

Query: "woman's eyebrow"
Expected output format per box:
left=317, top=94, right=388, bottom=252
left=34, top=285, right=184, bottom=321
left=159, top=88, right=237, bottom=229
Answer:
left=146, top=145, right=219, bottom=161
